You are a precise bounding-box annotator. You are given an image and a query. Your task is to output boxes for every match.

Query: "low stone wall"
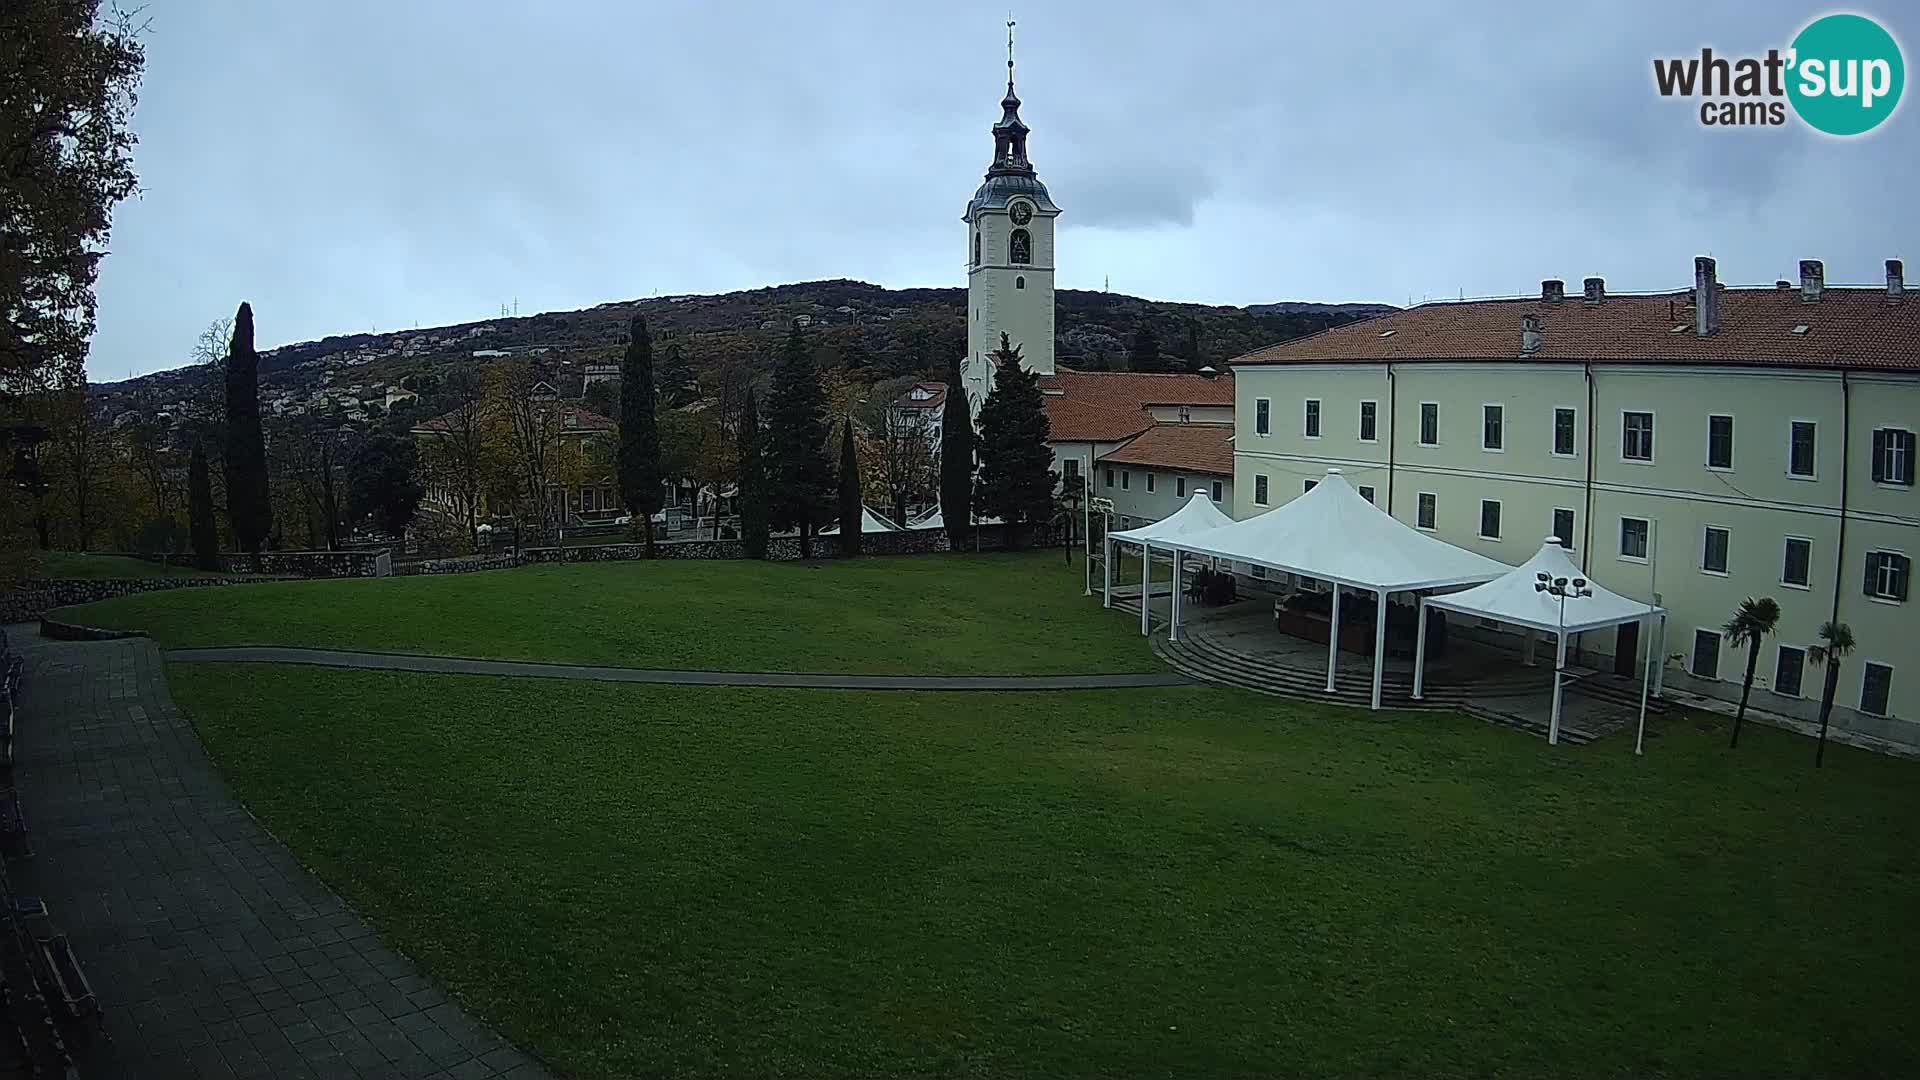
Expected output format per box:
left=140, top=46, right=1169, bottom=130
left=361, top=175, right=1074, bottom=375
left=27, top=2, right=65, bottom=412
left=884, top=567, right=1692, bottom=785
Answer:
left=217, top=549, right=391, bottom=578
left=0, top=576, right=272, bottom=625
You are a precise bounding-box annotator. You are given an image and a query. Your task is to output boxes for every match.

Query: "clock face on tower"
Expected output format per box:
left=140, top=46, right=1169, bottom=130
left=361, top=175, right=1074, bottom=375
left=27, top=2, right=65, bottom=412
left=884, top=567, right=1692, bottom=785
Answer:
left=1009, top=201, right=1033, bottom=225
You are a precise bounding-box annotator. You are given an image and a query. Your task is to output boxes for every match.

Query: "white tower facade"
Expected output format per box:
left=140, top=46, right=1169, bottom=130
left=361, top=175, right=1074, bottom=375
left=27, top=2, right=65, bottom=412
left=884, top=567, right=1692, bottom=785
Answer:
left=961, top=38, right=1059, bottom=409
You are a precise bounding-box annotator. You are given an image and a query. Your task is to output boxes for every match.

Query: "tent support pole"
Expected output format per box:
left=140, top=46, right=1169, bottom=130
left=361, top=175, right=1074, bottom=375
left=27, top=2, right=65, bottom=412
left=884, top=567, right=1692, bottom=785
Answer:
left=1549, top=631, right=1568, bottom=746
left=1169, top=551, right=1183, bottom=643
left=1325, top=586, right=1341, bottom=693
left=1102, top=535, right=1112, bottom=609
left=1140, top=543, right=1151, bottom=636
left=1370, top=588, right=1387, bottom=711
left=1412, top=598, right=1429, bottom=700
left=1652, top=613, right=1668, bottom=696
left=1635, top=614, right=1652, bottom=756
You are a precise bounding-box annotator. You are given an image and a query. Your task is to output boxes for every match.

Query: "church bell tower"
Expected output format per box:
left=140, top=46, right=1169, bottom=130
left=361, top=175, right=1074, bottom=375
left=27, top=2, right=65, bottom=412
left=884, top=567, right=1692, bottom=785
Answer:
left=962, top=22, right=1059, bottom=408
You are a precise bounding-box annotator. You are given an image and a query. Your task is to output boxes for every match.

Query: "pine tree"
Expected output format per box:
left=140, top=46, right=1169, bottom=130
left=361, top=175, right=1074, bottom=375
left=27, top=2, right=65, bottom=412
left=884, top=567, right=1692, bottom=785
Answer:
left=656, top=339, right=698, bottom=408
left=188, top=441, right=218, bottom=570
left=765, top=328, right=834, bottom=558
left=939, top=350, right=975, bottom=551
left=1128, top=324, right=1161, bottom=373
left=836, top=417, right=862, bottom=558
left=975, top=334, right=1055, bottom=549
left=618, top=315, right=664, bottom=556
left=737, top=388, right=769, bottom=559
left=222, top=302, right=272, bottom=551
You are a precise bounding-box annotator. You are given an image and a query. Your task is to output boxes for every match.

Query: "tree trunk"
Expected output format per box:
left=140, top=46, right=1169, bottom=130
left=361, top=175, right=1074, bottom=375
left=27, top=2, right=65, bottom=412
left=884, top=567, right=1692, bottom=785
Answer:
left=1816, top=661, right=1840, bottom=768
left=1731, top=640, right=1760, bottom=748
left=643, top=515, right=655, bottom=559
left=798, top=520, right=811, bottom=560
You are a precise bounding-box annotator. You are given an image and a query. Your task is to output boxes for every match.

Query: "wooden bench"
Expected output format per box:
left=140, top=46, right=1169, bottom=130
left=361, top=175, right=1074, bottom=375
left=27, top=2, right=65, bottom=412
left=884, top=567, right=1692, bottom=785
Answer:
left=31, top=935, right=97, bottom=1028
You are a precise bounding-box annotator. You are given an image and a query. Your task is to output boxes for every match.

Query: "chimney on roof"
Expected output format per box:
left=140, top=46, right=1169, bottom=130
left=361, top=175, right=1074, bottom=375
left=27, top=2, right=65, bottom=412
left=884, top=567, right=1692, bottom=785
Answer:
left=1694, top=256, right=1720, bottom=336
left=1520, top=314, right=1543, bottom=356
left=1196, top=365, right=1218, bottom=380
left=1799, top=259, right=1825, bottom=302
left=1888, top=259, right=1906, bottom=302
left=1582, top=277, right=1605, bottom=304
left=1541, top=279, right=1565, bottom=304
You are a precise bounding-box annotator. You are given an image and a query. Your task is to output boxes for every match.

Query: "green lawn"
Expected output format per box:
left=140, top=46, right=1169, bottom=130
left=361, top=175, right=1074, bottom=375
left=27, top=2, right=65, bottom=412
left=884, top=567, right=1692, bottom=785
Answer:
left=38, top=551, right=222, bottom=579
left=65, top=552, right=1154, bottom=675
left=171, top=663, right=1920, bottom=1079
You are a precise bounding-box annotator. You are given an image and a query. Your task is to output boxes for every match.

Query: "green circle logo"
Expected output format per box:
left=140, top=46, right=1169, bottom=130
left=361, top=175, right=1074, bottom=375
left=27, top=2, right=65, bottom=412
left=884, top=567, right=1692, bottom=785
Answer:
left=1787, top=13, right=1904, bottom=135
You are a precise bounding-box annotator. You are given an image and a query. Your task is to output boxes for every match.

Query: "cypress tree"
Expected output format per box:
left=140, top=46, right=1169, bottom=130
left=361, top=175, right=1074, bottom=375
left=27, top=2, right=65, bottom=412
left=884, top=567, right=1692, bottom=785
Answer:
left=765, top=328, right=834, bottom=559
left=836, top=417, right=861, bottom=558
left=976, top=334, right=1056, bottom=550
left=737, top=388, right=770, bottom=559
left=618, top=315, right=664, bottom=556
left=1128, top=324, right=1161, bottom=373
left=222, top=302, right=271, bottom=551
left=188, top=441, right=218, bottom=570
left=938, top=349, right=975, bottom=551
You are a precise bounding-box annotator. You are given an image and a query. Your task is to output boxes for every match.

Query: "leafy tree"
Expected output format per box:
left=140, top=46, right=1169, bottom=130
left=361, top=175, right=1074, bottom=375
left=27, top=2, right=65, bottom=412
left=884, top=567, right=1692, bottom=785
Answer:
left=1724, top=597, right=1781, bottom=749
left=348, top=433, right=423, bottom=537
left=938, top=350, right=975, bottom=551
left=0, top=0, right=144, bottom=393
left=975, top=334, right=1055, bottom=549
left=765, top=328, right=833, bottom=558
left=618, top=315, right=663, bottom=556
left=1128, top=324, right=1161, bottom=373
left=582, top=379, right=619, bottom=420
left=836, top=417, right=861, bottom=558
left=737, top=387, right=769, bottom=559
left=188, top=441, right=218, bottom=570
left=656, top=340, right=698, bottom=408
left=416, top=368, right=491, bottom=545
left=1807, top=621, right=1857, bottom=768
left=222, top=303, right=272, bottom=551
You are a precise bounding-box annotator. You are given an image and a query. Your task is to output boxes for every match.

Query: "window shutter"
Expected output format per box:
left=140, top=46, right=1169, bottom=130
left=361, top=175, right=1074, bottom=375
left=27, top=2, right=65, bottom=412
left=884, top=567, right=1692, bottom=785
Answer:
left=1872, top=430, right=1888, bottom=482
left=1902, top=431, right=1918, bottom=485
left=1899, top=555, right=1912, bottom=601
left=1865, top=553, right=1878, bottom=597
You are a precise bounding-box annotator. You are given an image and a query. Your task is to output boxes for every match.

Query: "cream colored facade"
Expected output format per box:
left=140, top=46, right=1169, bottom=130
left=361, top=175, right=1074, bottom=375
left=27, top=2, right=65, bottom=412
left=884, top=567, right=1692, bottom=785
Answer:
left=966, top=199, right=1056, bottom=376
left=1232, top=361, right=1919, bottom=739
left=1096, top=463, right=1230, bottom=529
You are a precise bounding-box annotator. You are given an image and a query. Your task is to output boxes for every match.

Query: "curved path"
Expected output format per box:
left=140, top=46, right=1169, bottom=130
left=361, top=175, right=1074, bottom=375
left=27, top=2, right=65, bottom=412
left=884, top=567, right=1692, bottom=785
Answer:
left=8, top=626, right=552, bottom=1079
left=165, top=646, right=1191, bottom=690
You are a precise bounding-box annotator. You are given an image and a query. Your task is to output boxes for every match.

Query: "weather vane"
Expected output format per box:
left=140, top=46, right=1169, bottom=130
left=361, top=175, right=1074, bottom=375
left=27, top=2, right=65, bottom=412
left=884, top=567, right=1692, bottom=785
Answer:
left=1007, top=15, right=1016, bottom=77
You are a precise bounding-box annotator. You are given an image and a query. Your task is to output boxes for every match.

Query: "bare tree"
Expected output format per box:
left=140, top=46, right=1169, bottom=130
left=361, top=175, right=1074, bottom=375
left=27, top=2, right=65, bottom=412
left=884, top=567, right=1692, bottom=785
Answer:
left=418, top=367, right=491, bottom=545
left=49, top=384, right=105, bottom=550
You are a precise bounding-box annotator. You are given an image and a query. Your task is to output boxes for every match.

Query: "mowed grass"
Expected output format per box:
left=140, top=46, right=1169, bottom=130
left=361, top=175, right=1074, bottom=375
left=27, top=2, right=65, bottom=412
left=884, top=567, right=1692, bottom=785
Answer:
left=65, top=552, right=1154, bottom=675
left=172, top=663, right=1920, bottom=1079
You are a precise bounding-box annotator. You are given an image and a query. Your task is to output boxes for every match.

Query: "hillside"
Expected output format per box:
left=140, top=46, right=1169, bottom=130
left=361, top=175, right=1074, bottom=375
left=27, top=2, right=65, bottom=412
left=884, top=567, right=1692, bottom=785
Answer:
left=93, top=280, right=1391, bottom=421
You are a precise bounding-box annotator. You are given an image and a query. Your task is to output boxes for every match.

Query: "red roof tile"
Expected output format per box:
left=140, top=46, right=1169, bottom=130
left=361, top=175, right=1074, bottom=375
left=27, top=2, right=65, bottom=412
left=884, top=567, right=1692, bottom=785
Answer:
left=1039, top=367, right=1235, bottom=407
left=1097, top=423, right=1235, bottom=475
left=1043, top=396, right=1154, bottom=443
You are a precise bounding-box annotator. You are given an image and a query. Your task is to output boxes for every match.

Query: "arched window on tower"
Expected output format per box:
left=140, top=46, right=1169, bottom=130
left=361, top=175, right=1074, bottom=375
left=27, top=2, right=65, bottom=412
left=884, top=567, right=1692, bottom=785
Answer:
left=1016, top=276, right=1025, bottom=289
left=1009, top=228, right=1031, bottom=265
left=973, top=231, right=981, bottom=266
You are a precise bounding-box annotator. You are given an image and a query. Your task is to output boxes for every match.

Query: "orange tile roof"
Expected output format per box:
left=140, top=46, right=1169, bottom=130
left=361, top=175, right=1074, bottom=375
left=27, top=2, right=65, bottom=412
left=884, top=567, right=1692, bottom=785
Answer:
left=1230, top=286, right=1920, bottom=372
left=889, top=382, right=948, bottom=411
left=1097, top=423, right=1235, bottom=475
left=1039, top=367, right=1235, bottom=407
left=1043, top=396, right=1154, bottom=443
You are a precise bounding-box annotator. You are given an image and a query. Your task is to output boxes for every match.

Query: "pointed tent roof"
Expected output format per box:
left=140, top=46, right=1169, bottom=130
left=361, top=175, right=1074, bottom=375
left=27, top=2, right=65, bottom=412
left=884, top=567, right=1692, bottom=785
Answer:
left=906, top=505, right=1003, bottom=531
left=1109, top=492, right=1235, bottom=545
left=821, top=505, right=903, bottom=535
left=1423, top=537, right=1664, bottom=634
left=1167, top=469, right=1507, bottom=592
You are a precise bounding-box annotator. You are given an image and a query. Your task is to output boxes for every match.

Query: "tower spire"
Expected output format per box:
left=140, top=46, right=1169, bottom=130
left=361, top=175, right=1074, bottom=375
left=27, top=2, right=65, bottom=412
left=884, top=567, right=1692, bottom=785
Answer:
left=988, top=18, right=1032, bottom=177
left=1007, top=16, right=1016, bottom=90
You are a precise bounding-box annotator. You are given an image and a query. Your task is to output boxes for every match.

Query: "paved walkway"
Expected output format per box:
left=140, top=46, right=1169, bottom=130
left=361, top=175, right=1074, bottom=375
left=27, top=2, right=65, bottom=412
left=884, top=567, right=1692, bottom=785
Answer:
left=9, top=627, right=551, bottom=1079
left=165, top=646, right=1189, bottom=691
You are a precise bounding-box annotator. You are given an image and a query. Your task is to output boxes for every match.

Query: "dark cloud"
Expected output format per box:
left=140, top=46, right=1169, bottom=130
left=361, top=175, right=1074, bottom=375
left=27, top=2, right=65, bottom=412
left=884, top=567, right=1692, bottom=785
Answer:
left=91, top=0, right=1920, bottom=378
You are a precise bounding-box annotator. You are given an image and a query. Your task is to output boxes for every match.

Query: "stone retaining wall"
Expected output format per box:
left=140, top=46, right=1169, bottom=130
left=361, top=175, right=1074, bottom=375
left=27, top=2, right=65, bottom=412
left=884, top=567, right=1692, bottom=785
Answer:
left=397, top=524, right=1066, bottom=574
left=217, top=549, right=391, bottom=578
left=0, top=576, right=272, bottom=625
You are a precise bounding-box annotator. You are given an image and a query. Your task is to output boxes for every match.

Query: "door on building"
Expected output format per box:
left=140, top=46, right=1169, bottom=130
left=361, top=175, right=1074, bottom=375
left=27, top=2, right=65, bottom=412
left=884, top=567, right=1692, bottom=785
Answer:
left=1613, top=621, right=1640, bottom=677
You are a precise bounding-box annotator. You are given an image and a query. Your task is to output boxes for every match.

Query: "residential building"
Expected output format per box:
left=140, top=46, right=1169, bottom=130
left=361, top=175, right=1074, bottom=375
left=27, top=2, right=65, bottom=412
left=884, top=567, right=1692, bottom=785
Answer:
left=1226, top=257, right=1918, bottom=743
left=1093, top=422, right=1234, bottom=530
left=411, top=401, right=619, bottom=526
left=1040, top=368, right=1235, bottom=508
left=884, top=382, right=947, bottom=446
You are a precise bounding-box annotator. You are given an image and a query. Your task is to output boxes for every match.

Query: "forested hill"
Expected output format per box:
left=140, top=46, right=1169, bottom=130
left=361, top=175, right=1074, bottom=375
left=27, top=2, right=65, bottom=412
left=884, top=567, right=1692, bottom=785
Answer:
left=95, top=279, right=1392, bottom=415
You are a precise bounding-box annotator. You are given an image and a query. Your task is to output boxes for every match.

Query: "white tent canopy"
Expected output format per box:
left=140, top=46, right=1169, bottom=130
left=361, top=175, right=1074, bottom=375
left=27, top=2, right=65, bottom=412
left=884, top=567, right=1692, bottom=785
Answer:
left=1103, top=492, right=1236, bottom=636
left=1416, top=537, right=1667, bottom=748
left=1162, top=469, right=1509, bottom=710
left=906, top=506, right=1002, bottom=531
left=821, top=505, right=902, bottom=535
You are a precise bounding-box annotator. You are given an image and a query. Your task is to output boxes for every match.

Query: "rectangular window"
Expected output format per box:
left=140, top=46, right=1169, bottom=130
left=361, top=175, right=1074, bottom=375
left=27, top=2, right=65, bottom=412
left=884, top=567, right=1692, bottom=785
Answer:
left=1121, top=471, right=1129, bottom=490
left=1623, top=411, right=1655, bottom=461
left=1359, top=401, right=1378, bottom=442
left=1783, top=537, right=1812, bottom=588
left=1553, top=407, right=1577, bottom=457
left=1873, top=427, right=1916, bottom=485
left=1708, top=414, right=1734, bottom=470
left=1702, top=526, right=1730, bottom=575
left=1865, top=551, right=1910, bottom=601
left=1303, top=479, right=1318, bottom=494
left=1304, top=399, right=1321, bottom=438
left=1211, top=480, right=1223, bottom=502
left=1482, top=404, right=1504, bottom=451
left=1691, top=629, right=1722, bottom=680
left=1358, top=485, right=1375, bottom=504
left=1860, top=662, right=1893, bottom=717
left=1419, top=402, right=1439, bottom=446
left=1479, top=499, right=1502, bottom=540
left=1789, top=421, right=1817, bottom=477
left=1254, top=475, right=1268, bottom=505
left=1250, top=563, right=1267, bottom=580
left=1416, top=492, right=1437, bottom=530
left=1104, top=467, right=1114, bottom=488
left=1145, top=472, right=1155, bottom=493
left=1175, top=476, right=1186, bottom=498
left=1552, top=508, right=1576, bottom=549
left=1620, top=516, right=1650, bottom=561
left=1774, top=645, right=1806, bottom=698
left=1255, top=398, right=1270, bottom=436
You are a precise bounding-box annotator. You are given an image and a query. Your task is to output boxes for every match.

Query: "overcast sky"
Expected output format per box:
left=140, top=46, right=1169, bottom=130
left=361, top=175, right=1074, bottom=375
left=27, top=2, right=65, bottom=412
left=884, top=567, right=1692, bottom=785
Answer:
left=92, top=1, right=1918, bottom=379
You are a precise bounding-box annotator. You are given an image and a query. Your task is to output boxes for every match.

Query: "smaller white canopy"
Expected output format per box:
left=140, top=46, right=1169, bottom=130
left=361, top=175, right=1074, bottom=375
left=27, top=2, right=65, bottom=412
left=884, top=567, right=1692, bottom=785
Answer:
left=821, top=505, right=902, bottom=534
left=1109, top=492, right=1235, bottom=545
left=907, top=506, right=1003, bottom=531
left=1168, top=469, right=1506, bottom=592
left=1425, top=537, right=1664, bottom=634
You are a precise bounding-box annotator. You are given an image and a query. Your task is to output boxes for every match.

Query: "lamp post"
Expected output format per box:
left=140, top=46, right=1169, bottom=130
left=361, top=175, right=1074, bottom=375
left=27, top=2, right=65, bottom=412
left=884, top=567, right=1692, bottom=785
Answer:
left=1534, top=571, right=1592, bottom=746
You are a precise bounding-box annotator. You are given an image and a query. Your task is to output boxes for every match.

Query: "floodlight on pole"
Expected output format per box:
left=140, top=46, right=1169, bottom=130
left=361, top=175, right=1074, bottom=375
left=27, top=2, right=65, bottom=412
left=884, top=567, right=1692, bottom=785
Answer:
left=1534, top=569, right=1593, bottom=746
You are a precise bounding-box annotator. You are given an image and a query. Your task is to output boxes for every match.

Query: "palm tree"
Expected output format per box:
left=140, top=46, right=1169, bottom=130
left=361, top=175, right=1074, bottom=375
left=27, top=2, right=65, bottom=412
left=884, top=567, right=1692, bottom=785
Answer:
left=1723, top=597, right=1781, bottom=749
left=1807, top=620, right=1857, bottom=768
